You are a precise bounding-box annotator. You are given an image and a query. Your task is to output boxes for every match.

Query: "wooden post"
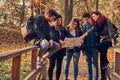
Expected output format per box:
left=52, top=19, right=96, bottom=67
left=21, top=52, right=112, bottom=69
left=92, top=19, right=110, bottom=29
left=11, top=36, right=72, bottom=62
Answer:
left=12, top=55, right=21, bottom=80
left=106, top=67, right=111, bottom=80
left=41, top=64, right=47, bottom=80
left=114, top=52, right=120, bottom=74
left=31, top=49, right=38, bottom=70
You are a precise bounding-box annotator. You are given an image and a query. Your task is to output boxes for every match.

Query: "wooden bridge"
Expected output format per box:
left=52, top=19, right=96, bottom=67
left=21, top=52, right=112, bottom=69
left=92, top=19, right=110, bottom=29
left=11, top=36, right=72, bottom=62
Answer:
left=0, top=46, right=120, bottom=80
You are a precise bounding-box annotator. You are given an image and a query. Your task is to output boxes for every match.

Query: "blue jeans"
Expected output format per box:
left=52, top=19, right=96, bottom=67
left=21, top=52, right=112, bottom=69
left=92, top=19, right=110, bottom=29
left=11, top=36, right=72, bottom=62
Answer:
left=38, top=40, right=60, bottom=58
left=64, top=51, right=80, bottom=80
left=84, top=48, right=98, bottom=80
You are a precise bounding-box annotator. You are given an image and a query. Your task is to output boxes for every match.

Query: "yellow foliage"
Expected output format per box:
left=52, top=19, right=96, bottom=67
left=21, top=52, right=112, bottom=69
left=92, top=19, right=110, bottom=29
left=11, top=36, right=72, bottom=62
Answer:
left=34, top=0, right=40, bottom=4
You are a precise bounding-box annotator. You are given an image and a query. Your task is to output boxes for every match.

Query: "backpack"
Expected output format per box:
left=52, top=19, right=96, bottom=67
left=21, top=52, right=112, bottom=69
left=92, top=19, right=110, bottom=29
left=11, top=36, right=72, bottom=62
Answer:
left=21, top=15, right=44, bottom=42
left=112, top=24, right=119, bottom=38
left=107, top=19, right=119, bottom=43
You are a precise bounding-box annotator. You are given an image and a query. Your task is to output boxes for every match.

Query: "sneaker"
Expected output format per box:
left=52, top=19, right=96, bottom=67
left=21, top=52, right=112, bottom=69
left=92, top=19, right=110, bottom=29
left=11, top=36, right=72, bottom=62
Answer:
left=36, top=58, right=47, bottom=69
left=36, top=61, right=42, bottom=69
left=102, top=62, right=109, bottom=69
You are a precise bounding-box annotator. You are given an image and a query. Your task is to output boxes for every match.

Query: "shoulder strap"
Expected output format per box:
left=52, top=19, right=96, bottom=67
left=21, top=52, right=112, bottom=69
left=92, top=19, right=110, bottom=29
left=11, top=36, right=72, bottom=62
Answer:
left=107, top=19, right=116, bottom=38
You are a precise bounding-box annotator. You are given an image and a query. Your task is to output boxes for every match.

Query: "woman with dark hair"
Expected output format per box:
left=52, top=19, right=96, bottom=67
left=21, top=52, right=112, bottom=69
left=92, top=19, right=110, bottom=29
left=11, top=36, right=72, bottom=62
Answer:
left=91, top=11, right=116, bottom=80
left=64, top=18, right=83, bottom=80
left=48, top=14, right=68, bottom=80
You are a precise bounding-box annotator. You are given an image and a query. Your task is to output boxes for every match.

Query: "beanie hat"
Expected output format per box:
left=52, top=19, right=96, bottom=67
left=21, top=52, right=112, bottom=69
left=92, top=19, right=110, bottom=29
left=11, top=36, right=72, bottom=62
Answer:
left=54, top=14, right=62, bottom=21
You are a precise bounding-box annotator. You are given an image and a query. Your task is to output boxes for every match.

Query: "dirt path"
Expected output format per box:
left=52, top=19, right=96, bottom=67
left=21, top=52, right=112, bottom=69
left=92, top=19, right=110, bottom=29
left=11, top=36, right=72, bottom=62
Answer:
left=50, top=49, right=114, bottom=80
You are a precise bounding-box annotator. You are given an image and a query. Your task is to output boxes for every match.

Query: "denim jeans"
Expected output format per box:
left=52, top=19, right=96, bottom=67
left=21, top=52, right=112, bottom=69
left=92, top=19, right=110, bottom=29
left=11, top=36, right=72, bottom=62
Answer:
left=84, top=48, right=98, bottom=80
left=38, top=40, right=60, bottom=58
left=64, top=51, right=80, bottom=80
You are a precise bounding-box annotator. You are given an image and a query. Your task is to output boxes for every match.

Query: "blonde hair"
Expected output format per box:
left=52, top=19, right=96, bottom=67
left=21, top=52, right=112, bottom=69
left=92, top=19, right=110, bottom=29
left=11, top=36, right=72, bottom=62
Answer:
left=68, top=18, right=80, bottom=30
left=53, top=17, right=63, bottom=27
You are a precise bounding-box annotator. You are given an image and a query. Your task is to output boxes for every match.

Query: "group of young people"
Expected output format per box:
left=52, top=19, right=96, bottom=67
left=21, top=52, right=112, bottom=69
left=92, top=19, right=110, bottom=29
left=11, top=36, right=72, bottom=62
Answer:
left=29, top=9, right=116, bottom=80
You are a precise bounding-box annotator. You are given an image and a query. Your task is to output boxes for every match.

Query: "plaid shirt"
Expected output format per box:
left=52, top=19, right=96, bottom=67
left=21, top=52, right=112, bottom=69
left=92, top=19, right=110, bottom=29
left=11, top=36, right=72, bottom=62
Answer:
left=83, top=23, right=96, bottom=48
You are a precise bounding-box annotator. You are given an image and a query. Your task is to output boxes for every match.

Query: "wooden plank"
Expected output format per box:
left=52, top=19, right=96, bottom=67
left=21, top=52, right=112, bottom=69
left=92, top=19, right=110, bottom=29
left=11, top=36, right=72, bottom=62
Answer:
left=105, top=68, right=111, bottom=80
left=0, top=46, right=38, bottom=61
left=0, top=46, right=40, bottom=80
left=107, top=67, right=120, bottom=80
left=41, top=64, right=47, bottom=80
left=31, top=49, right=37, bottom=70
left=114, top=49, right=120, bottom=53
left=24, top=62, right=47, bottom=80
left=12, top=55, right=21, bottom=80
left=114, top=52, right=120, bottom=75
left=24, top=70, right=39, bottom=80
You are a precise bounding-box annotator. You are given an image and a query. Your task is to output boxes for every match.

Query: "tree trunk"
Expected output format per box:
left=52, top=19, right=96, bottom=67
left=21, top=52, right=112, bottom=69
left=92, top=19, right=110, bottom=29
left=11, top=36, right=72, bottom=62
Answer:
left=35, top=0, right=40, bottom=15
left=64, top=0, right=73, bottom=26
left=41, top=0, right=46, bottom=15
left=31, top=0, right=34, bottom=16
left=96, top=0, right=99, bottom=11
left=20, top=0, right=25, bottom=25
left=68, top=0, right=73, bottom=23
left=64, top=0, right=69, bottom=26
left=84, top=0, right=89, bottom=13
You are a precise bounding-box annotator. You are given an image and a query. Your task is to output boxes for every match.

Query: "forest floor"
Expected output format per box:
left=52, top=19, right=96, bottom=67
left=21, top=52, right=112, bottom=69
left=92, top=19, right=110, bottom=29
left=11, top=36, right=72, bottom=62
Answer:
left=0, top=27, right=28, bottom=53
left=0, top=27, right=117, bottom=80
left=51, top=49, right=114, bottom=80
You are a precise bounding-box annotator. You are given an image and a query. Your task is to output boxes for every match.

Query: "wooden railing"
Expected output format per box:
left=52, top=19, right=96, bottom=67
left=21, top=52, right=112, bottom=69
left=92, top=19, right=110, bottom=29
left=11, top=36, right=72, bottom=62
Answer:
left=0, top=46, right=47, bottom=80
left=0, top=46, right=120, bottom=80
left=106, top=49, right=120, bottom=80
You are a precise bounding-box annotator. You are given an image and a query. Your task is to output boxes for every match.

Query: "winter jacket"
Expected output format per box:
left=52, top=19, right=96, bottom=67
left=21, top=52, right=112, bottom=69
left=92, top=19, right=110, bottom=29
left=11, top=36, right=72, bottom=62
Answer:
left=34, top=15, right=51, bottom=41
left=66, top=27, right=83, bottom=52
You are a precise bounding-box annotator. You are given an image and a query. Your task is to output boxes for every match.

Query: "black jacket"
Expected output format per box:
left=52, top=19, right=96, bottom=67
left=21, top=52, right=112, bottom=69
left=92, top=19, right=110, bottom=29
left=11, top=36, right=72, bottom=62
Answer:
left=66, top=27, right=83, bottom=52
left=95, top=19, right=116, bottom=42
left=50, top=26, right=68, bottom=42
left=50, top=26, right=68, bottom=56
left=34, top=15, right=51, bottom=41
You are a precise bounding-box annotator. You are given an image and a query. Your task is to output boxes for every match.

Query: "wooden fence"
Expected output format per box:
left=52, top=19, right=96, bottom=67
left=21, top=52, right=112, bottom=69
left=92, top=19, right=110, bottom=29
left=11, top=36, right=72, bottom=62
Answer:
left=0, top=46, right=47, bottom=80
left=106, top=49, right=120, bottom=80
left=0, top=46, right=120, bottom=80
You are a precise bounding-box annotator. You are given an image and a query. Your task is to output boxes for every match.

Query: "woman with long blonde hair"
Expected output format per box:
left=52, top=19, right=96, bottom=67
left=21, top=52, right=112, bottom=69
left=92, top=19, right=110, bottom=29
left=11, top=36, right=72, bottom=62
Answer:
left=48, top=14, right=68, bottom=80
left=64, top=18, right=83, bottom=80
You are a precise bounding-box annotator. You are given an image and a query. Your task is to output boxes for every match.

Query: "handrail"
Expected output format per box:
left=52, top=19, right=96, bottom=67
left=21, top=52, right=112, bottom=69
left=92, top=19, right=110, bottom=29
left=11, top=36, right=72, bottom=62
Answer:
left=106, top=49, right=120, bottom=80
left=0, top=46, right=47, bottom=80
left=114, top=50, right=120, bottom=75
left=107, top=67, right=120, bottom=80
left=0, top=46, right=38, bottom=61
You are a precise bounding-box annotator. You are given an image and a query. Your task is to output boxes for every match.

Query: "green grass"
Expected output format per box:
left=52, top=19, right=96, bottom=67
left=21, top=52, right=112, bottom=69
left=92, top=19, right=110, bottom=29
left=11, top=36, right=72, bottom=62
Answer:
left=0, top=52, right=32, bottom=80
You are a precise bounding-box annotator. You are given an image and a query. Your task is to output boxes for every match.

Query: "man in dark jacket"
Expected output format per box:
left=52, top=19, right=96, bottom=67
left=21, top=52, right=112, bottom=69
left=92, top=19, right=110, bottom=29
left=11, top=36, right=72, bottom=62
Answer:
left=34, top=9, right=60, bottom=68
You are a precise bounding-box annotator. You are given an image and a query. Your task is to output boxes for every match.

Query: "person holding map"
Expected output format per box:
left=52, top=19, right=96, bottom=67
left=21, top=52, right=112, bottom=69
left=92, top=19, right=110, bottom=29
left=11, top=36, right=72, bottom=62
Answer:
left=64, top=18, right=83, bottom=80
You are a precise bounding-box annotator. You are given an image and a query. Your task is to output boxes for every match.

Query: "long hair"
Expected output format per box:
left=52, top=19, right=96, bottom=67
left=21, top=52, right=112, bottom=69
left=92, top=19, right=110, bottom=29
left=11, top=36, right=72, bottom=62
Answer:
left=91, top=11, right=107, bottom=26
left=88, top=18, right=96, bottom=27
left=68, top=18, right=80, bottom=29
left=53, top=17, right=63, bottom=29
